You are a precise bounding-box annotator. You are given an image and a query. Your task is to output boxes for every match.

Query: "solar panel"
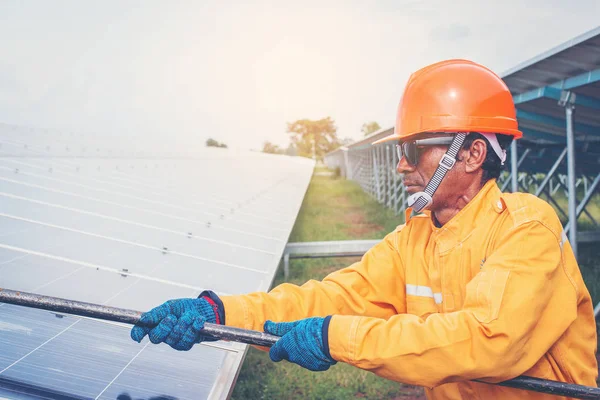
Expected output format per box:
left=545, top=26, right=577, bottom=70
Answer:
left=0, top=123, right=314, bottom=399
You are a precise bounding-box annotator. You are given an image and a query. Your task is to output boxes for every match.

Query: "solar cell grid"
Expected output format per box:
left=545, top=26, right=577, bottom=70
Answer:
left=0, top=125, right=314, bottom=399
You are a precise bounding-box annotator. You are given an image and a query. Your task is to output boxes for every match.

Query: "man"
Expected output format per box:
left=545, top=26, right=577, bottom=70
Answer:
left=131, top=59, right=598, bottom=399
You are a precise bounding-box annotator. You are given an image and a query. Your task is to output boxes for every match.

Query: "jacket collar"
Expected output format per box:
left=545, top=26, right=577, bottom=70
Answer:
left=406, top=179, right=505, bottom=253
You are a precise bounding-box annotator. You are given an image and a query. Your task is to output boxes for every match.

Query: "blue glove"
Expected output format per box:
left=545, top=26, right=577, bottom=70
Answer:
left=131, top=292, right=224, bottom=351
left=264, top=316, right=336, bottom=371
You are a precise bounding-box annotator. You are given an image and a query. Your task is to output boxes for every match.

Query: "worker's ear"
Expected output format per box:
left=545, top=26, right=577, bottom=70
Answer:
left=464, top=139, right=487, bottom=173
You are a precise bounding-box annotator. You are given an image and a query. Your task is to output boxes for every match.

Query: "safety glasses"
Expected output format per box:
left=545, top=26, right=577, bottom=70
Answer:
left=396, top=136, right=455, bottom=166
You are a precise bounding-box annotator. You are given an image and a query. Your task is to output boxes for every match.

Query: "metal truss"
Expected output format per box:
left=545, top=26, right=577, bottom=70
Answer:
left=497, top=141, right=600, bottom=249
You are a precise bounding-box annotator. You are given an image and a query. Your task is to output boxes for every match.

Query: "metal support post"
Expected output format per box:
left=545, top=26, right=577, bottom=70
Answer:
left=283, top=253, right=290, bottom=281
left=502, top=148, right=531, bottom=192
left=343, top=148, right=351, bottom=179
left=386, top=145, right=392, bottom=207
left=373, top=148, right=381, bottom=201
left=392, top=145, right=399, bottom=214
left=381, top=145, right=389, bottom=206
left=511, top=140, right=518, bottom=193
left=381, top=147, right=384, bottom=202
left=367, top=150, right=374, bottom=195
left=561, top=91, right=578, bottom=258
left=379, top=146, right=385, bottom=203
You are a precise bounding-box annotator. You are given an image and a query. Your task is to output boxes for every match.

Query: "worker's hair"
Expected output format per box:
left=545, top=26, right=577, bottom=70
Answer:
left=461, top=133, right=513, bottom=184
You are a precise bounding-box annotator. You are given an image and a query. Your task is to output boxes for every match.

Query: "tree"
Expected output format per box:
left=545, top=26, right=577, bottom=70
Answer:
left=206, top=138, right=228, bottom=148
left=361, top=121, right=381, bottom=137
left=287, top=117, right=340, bottom=160
left=262, top=141, right=283, bottom=154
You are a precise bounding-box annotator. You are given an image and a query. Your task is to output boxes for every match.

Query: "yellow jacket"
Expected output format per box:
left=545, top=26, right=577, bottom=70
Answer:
left=222, top=180, right=598, bottom=399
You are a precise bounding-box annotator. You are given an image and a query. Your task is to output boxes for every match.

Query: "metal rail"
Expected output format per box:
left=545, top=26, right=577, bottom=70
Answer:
left=282, top=240, right=380, bottom=279
left=1, top=288, right=599, bottom=399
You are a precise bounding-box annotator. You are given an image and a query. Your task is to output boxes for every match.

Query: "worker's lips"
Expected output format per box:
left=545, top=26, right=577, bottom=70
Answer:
left=403, top=182, right=422, bottom=193
left=403, top=182, right=420, bottom=189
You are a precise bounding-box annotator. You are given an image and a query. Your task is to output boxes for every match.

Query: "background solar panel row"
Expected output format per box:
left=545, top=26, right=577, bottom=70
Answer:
left=0, top=124, right=314, bottom=399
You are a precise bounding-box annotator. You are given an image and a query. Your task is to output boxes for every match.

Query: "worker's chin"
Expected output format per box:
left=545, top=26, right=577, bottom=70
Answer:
left=405, top=185, right=420, bottom=194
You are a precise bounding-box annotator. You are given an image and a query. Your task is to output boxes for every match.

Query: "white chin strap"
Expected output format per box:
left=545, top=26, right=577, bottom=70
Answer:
left=407, top=133, right=468, bottom=213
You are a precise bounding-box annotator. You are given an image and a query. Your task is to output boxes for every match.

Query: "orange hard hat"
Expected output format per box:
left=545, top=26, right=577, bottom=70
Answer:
left=375, top=59, right=522, bottom=144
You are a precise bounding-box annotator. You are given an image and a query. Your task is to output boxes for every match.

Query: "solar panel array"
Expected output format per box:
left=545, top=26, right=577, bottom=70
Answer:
left=0, top=123, right=314, bottom=399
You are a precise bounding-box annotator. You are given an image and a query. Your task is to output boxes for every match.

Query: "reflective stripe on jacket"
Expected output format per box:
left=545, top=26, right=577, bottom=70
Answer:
left=221, top=180, right=598, bottom=399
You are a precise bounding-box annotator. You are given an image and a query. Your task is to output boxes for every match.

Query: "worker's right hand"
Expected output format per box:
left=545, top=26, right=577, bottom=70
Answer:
left=130, top=297, right=220, bottom=351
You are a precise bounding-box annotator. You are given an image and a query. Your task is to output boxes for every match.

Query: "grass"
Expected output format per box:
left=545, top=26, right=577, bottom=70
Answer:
left=231, top=166, right=421, bottom=400
left=231, top=166, right=600, bottom=399
left=288, top=166, right=405, bottom=243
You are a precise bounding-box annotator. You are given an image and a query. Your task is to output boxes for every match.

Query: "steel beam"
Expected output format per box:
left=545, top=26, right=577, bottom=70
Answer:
left=551, top=67, right=600, bottom=91
left=343, top=148, right=351, bottom=179
left=392, top=146, right=399, bottom=214
left=520, top=127, right=589, bottom=144
left=563, top=94, right=578, bottom=258
left=283, top=239, right=381, bottom=280
left=511, top=141, right=518, bottom=192
left=513, top=87, right=560, bottom=104
left=535, top=148, right=568, bottom=197
left=285, top=240, right=379, bottom=255
left=516, top=110, right=599, bottom=137
left=514, top=86, right=600, bottom=109
left=386, top=145, right=392, bottom=208
left=373, top=148, right=381, bottom=201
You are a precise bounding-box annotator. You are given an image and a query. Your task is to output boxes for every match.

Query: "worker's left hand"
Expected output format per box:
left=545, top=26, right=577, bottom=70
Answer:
left=130, top=298, right=219, bottom=350
left=264, top=316, right=336, bottom=372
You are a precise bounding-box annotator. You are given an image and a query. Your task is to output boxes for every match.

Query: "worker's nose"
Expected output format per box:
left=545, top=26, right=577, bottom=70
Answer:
left=397, top=156, right=416, bottom=174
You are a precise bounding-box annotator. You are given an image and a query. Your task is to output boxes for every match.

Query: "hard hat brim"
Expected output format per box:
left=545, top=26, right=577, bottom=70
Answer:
left=373, top=126, right=522, bottom=145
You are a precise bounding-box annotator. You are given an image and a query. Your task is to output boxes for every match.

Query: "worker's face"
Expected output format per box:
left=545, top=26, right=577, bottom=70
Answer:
left=397, top=134, right=465, bottom=210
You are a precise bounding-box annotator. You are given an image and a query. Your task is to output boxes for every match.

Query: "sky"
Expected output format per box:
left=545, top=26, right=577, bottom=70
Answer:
left=0, top=0, right=599, bottom=151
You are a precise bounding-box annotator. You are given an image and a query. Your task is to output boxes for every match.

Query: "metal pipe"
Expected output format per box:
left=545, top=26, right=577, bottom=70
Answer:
left=343, top=148, right=351, bottom=180
left=378, top=146, right=384, bottom=203
left=510, top=140, right=518, bottom=193
left=491, top=376, right=600, bottom=399
left=1, top=289, right=600, bottom=399
left=289, top=252, right=367, bottom=259
left=565, top=103, right=578, bottom=258
left=385, top=145, right=392, bottom=208
left=283, top=252, right=290, bottom=281
left=372, top=147, right=380, bottom=201
left=0, top=288, right=279, bottom=347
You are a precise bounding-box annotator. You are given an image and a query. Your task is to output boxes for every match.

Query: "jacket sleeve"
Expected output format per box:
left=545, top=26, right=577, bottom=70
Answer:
left=328, top=220, right=580, bottom=387
left=220, top=228, right=407, bottom=332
